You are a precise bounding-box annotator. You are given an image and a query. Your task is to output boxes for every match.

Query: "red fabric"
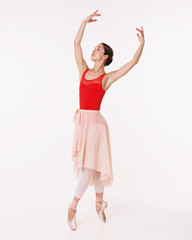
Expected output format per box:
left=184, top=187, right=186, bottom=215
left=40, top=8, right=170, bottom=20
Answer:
left=79, top=68, right=106, bottom=110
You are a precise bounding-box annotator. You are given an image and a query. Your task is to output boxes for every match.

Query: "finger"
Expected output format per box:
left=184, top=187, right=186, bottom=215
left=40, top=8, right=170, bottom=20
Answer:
left=94, top=12, right=101, bottom=16
left=136, top=28, right=142, bottom=33
left=95, top=9, right=101, bottom=14
left=137, top=28, right=144, bottom=35
left=91, top=10, right=98, bottom=16
left=92, top=13, right=101, bottom=17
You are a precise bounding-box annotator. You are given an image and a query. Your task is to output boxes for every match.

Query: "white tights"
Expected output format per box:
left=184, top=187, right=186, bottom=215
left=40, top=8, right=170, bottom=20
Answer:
left=74, top=167, right=104, bottom=198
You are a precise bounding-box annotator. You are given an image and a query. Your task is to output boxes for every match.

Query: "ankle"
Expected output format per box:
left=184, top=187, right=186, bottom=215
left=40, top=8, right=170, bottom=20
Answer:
left=69, top=199, right=79, bottom=211
left=96, top=192, right=103, bottom=200
left=96, top=194, right=103, bottom=202
left=96, top=196, right=102, bottom=202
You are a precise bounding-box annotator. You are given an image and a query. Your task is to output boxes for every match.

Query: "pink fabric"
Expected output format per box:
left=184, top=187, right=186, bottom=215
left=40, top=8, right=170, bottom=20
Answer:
left=71, top=108, right=114, bottom=186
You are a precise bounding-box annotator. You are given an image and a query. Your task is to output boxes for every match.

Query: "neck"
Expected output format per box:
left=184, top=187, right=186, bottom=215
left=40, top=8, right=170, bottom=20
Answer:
left=92, top=63, right=105, bottom=73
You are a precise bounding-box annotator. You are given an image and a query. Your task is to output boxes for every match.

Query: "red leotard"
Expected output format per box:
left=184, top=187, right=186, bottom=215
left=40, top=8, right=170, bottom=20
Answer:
left=79, top=68, right=106, bottom=110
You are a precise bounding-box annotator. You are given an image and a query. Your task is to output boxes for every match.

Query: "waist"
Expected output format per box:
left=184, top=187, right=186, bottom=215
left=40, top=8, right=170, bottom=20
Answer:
left=79, top=108, right=100, bottom=112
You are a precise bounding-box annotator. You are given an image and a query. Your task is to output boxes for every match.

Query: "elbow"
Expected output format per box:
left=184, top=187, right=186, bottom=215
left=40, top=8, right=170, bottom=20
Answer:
left=132, top=59, right=138, bottom=65
left=74, top=41, right=81, bottom=45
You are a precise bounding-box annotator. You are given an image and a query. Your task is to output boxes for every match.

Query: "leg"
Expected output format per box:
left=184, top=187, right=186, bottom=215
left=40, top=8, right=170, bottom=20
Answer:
left=92, top=170, right=107, bottom=222
left=68, top=167, right=91, bottom=221
left=92, top=169, right=104, bottom=194
left=74, top=167, right=91, bottom=198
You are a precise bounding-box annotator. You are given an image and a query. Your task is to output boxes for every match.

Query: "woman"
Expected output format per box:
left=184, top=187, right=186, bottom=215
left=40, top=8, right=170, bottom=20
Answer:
left=68, top=9, right=145, bottom=230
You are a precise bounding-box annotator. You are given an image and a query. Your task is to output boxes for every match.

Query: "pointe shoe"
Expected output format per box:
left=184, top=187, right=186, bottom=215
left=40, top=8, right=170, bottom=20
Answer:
left=67, top=200, right=78, bottom=230
left=96, top=196, right=108, bottom=223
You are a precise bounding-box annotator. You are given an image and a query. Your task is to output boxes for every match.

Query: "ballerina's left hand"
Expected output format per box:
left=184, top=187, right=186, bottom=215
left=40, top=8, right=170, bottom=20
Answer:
left=136, top=26, right=145, bottom=45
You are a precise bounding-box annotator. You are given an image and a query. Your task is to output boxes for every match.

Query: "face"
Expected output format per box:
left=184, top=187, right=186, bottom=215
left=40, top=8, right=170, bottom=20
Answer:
left=91, top=44, right=107, bottom=62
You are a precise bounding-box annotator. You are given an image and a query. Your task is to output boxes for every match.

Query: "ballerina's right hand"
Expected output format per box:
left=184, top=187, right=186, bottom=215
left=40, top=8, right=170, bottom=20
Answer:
left=83, top=9, right=101, bottom=23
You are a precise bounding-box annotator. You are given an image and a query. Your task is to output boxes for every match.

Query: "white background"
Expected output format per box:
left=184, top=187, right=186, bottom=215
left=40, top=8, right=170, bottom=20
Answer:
left=0, top=0, right=192, bottom=239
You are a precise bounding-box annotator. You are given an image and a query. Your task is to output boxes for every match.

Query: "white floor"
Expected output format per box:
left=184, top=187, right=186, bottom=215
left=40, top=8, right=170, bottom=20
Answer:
left=0, top=171, right=191, bottom=240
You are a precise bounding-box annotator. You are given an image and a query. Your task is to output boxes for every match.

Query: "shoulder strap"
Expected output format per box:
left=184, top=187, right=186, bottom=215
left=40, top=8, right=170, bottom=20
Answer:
left=99, top=73, right=106, bottom=87
left=82, top=68, right=89, bottom=79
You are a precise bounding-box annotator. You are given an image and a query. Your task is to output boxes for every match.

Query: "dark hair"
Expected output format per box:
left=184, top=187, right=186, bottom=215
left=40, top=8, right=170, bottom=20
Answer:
left=101, top=42, right=114, bottom=66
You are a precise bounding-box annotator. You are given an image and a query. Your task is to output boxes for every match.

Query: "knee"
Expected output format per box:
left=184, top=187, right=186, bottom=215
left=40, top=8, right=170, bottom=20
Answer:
left=82, top=167, right=91, bottom=176
left=92, top=169, right=100, bottom=180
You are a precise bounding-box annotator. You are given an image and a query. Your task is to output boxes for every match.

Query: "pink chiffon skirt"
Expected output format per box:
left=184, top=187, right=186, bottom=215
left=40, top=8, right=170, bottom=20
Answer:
left=71, top=108, right=114, bottom=187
